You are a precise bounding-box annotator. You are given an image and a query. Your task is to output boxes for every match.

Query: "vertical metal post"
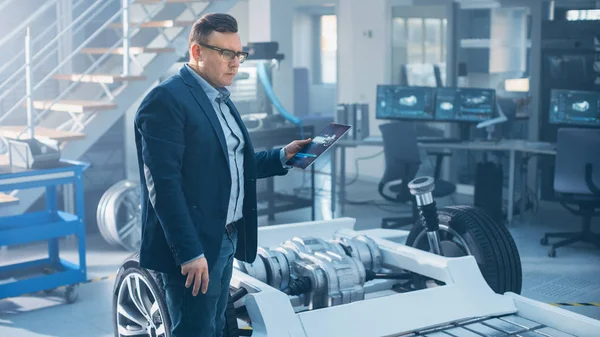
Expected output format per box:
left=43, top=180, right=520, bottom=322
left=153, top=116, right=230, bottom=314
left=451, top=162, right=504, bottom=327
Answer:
left=122, top=0, right=130, bottom=75
left=547, top=0, right=555, bottom=20
left=75, top=167, right=87, bottom=277
left=527, top=1, right=543, bottom=199
left=25, top=27, right=34, bottom=139
left=46, top=185, right=59, bottom=262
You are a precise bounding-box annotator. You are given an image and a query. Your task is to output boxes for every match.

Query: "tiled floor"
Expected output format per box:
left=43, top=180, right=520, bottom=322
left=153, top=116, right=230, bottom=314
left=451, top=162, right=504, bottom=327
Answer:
left=1, top=165, right=600, bottom=336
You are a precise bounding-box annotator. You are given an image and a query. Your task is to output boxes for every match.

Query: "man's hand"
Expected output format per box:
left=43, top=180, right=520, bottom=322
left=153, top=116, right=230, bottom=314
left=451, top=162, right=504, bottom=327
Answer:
left=181, top=256, right=209, bottom=296
left=284, top=138, right=312, bottom=160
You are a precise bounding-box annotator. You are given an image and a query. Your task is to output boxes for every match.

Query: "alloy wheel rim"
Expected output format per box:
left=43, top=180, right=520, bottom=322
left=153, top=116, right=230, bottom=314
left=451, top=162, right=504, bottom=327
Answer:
left=116, top=272, right=166, bottom=337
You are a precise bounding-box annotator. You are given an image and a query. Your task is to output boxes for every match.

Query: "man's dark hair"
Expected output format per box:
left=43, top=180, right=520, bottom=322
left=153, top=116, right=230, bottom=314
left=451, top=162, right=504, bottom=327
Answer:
left=189, top=13, right=238, bottom=47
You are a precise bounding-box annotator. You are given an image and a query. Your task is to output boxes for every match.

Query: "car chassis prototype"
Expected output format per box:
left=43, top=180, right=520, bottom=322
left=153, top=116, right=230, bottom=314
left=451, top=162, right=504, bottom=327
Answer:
left=113, top=178, right=600, bottom=337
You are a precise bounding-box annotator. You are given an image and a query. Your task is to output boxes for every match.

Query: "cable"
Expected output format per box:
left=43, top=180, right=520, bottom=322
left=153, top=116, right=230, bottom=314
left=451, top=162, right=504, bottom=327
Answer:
left=343, top=150, right=384, bottom=186
left=256, top=62, right=304, bottom=138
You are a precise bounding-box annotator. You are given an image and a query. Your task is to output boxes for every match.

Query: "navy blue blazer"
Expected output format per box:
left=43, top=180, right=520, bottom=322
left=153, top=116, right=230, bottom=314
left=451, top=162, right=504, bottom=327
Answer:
left=134, top=65, right=288, bottom=275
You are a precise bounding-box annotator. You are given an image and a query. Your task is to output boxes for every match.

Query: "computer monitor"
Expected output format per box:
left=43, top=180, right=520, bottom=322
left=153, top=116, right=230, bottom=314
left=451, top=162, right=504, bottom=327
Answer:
left=548, top=89, right=600, bottom=127
left=375, top=85, right=436, bottom=121
left=434, top=88, right=496, bottom=123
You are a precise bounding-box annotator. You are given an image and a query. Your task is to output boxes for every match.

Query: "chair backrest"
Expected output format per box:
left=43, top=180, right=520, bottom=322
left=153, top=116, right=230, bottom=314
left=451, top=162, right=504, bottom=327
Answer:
left=379, top=122, right=421, bottom=201
left=554, top=128, right=600, bottom=196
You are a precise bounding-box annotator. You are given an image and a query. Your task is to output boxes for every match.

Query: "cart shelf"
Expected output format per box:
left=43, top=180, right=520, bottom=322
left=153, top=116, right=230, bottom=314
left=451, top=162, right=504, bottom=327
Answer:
left=0, top=160, right=89, bottom=303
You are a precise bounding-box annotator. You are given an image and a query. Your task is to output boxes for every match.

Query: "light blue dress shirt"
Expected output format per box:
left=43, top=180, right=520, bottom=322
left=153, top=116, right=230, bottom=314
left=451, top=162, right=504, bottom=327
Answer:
left=182, top=64, right=290, bottom=265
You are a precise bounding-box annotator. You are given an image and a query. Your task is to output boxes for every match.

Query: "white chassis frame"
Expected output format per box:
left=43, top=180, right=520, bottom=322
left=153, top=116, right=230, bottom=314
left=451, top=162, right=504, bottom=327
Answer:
left=229, top=217, right=600, bottom=337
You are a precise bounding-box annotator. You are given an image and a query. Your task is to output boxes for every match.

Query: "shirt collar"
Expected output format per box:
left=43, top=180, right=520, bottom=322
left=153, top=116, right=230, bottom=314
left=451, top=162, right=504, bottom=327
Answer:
left=184, top=63, right=231, bottom=103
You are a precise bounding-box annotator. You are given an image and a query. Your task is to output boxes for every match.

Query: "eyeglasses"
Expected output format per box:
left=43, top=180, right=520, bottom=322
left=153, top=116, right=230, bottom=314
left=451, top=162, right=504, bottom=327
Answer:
left=198, top=42, right=249, bottom=63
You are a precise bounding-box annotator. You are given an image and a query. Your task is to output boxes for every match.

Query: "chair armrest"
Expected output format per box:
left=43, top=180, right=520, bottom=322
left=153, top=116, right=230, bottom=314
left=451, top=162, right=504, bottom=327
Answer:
left=585, top=163, right=600, bottom=196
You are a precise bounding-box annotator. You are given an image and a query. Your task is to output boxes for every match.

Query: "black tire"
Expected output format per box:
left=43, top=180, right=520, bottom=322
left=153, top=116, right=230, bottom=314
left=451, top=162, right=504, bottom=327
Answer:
left=406, top=205, right=522, bottom=295
left=112, top=253, right=240, bottom=337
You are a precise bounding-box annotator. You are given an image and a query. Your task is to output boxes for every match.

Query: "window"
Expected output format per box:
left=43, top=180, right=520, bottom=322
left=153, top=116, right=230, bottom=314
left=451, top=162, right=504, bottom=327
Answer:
left=391, top=18, right=407, bottom=84
left=407, top=18, right=424, bottom=64
left=391, top=15, right=447, bottom=86
left=320, top=15, right=337, bottom=84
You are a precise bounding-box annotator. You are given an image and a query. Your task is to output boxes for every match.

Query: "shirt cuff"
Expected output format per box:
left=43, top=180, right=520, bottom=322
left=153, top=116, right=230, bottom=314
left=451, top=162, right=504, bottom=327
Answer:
left=182, top=253, right=204, bottom=266
left=280, top=147, right=293, bottom=170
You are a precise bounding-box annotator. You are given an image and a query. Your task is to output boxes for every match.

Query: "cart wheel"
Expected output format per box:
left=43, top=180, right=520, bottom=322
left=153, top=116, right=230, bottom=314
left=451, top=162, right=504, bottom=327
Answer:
left=65, top=284, right=79, bottom=304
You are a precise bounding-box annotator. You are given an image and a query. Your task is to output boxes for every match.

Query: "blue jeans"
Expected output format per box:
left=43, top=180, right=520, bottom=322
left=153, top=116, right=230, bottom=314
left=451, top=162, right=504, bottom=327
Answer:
left=161, top=229, right=238, bottom=337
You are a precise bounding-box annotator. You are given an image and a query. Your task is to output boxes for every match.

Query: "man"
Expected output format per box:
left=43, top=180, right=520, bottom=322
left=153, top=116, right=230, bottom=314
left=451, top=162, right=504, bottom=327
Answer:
left=134, top=13, right=311, bottom=337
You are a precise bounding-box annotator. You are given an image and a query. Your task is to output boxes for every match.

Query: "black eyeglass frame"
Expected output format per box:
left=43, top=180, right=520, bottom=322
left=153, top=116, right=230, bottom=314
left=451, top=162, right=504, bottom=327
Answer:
left=197, top=42, right=249, bottom=63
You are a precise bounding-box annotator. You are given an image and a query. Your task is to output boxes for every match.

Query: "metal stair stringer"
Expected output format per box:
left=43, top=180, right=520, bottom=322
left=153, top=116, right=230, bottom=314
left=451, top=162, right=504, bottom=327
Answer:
left=4, top=0, right=240, bottom=217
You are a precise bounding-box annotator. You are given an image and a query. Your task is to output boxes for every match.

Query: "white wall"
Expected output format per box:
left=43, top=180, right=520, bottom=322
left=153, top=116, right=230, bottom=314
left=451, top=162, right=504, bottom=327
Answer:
left=293, top=12, right=313, bottom=70
left=229, top=0, right=250, bottom=45
left=248, top=0, right=294, bottom=112
left=337, top=0, right=389, bottom=182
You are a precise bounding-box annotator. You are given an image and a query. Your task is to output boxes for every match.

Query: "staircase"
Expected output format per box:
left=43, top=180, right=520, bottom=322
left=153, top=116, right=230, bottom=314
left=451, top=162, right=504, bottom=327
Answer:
left=0, top=0, right=238, bottom=215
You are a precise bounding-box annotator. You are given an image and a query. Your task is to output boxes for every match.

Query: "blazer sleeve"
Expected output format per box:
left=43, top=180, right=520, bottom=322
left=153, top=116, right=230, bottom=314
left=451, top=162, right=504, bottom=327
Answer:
left=135, top=86, right=204, bottom=265
left=255, top=148, right=289, bottom=179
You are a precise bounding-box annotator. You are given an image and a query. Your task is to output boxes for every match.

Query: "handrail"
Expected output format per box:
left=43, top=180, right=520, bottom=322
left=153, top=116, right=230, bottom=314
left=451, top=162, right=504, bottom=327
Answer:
left=0, top=0, right=58, bottom=50
left=12, top=0, right=172, bottom=139
left=0, top=0, right=117, bottom=125
left=0, top=21, right=58, bottom=78
left=0, top=0, right=18, bottom=14
left=0, top=0, right=176, bottom=140
left=0, top=0, right=112, bottom=105
left=0, top=0, right=87, bottom=78
left=1, top=0, right=122, bottom=127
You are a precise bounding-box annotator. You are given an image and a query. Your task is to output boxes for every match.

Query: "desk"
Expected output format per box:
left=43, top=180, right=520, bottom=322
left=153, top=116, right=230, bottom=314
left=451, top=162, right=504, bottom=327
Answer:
left=331, top=138, right=556, bottom=224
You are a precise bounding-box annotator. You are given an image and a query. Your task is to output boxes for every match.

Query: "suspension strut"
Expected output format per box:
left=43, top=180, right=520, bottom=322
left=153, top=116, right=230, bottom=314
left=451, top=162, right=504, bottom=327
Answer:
left=408, top=176, right=443, bottom=256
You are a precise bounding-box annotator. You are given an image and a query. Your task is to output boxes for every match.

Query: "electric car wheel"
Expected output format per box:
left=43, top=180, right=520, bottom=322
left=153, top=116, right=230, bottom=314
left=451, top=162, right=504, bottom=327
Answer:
left=406, top=205, right=522, bottom=295
left=113, top=254, right=243, bottom=337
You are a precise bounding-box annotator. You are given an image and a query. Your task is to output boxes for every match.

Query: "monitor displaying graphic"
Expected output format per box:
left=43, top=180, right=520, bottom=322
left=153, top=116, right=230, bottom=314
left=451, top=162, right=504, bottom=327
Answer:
left=549, top=89, right=600, bottom=127
left=434, top=88, right=459, bottom=121
left=435, top=88, right=495, bottom=122
left=285, top=123, right=352, bottom=169
left=376, top=85, right=436, bottom=120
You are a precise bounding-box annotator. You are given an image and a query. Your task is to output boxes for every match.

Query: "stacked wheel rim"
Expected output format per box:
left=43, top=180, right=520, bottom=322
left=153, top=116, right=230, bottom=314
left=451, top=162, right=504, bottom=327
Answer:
left=97, top=180, right=142, bottom=252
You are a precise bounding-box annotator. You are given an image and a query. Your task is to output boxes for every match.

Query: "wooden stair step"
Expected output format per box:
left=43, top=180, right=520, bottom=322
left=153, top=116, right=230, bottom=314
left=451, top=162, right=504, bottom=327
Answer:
left=110, top=20, right=194, bottom=29
left=81, top=47, right=174, bottom=55
left=53, top=73, right=146, bottom=84
left=0, top=192, right=19, bottom=206
left=134, top=0, right=209, bottom=3
left=0, top=126, right=86, bottom=142
left=33, top=100, right=117, bottom=113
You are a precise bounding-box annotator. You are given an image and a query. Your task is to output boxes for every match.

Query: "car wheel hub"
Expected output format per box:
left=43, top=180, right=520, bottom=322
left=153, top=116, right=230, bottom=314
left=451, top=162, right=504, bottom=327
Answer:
left=116, top=272, right=167, bottom=336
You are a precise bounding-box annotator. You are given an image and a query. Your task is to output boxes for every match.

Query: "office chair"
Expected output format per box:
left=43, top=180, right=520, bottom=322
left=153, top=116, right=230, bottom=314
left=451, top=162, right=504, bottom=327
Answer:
left=541, top=128, right=600, bottom=257
left=379, top=122, right=456, bottom=229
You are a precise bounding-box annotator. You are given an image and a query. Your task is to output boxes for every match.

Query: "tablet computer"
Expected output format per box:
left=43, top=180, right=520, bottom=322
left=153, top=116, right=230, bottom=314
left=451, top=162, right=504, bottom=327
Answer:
left=285, top=123, right=352, bottom=169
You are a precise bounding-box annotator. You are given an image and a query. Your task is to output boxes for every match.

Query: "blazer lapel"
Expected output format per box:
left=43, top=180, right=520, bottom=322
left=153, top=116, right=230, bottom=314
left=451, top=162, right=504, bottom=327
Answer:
left=190, top=88, right=229, bottom=167
left=180, top=66, right=229, bottom=168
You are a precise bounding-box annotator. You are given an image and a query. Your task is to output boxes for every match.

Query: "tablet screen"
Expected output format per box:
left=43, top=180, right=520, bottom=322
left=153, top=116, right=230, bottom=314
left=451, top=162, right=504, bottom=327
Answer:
left=285, top=123, right=352, bottom=169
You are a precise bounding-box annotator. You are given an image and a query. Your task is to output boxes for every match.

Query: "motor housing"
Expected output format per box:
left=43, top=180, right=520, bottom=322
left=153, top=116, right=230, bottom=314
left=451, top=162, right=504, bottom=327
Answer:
left=234, top=235, right=382, bottom=309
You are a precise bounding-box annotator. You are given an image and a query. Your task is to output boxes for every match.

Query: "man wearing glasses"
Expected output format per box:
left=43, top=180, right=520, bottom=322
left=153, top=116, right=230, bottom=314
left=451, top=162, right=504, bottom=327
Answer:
left=134, top=13, right=310, bottom=337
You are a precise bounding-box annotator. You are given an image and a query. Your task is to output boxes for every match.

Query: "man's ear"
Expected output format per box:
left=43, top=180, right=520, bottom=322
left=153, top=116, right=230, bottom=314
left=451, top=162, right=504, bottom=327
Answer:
left=190, top=44, right=201, bottom=62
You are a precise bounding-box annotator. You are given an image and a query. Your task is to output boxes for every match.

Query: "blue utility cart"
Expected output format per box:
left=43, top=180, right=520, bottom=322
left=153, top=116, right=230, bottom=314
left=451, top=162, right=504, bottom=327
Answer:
left=0, top=160, right=89, bottom=303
